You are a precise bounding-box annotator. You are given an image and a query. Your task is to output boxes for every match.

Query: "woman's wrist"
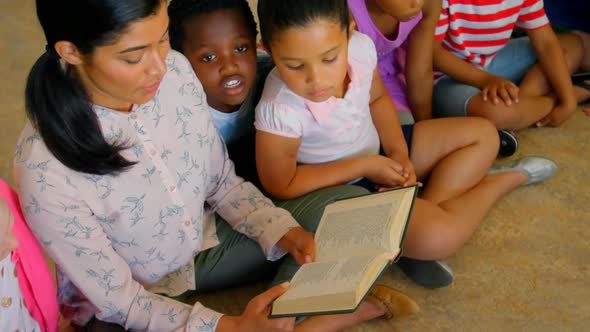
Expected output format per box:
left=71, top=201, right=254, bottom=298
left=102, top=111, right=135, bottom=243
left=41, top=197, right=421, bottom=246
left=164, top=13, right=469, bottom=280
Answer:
left=277, top=227, right=303, bottom=252
left=216, top=315, right=239, bottom=331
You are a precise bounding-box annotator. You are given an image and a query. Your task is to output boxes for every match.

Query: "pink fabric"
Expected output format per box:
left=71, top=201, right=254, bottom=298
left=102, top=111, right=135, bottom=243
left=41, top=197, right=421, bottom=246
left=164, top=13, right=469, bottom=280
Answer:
left=304, top=97, right=339, bottom=125
left=0, top=178, right=58, bottom=332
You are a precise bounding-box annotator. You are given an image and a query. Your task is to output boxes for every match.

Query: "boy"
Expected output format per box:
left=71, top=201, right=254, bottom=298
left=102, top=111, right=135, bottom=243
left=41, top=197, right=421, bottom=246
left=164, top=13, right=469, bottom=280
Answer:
left=169, top=0, right=273, bottom=184
left=432, top=0, right=589, bottom=130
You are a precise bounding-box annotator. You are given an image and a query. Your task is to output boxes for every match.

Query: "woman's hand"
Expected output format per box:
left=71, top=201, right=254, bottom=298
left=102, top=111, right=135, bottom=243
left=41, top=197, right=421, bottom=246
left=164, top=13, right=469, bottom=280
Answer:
left=277, top=227, right=315, bottom=266
left=218, top=283, right=295, bottom=331
left=480, top=74, right=520, bottom=106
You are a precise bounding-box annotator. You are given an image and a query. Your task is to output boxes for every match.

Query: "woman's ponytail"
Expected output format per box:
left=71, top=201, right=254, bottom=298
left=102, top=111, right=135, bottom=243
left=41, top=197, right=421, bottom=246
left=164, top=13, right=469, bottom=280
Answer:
left=24, top=53, right=135, bottom=175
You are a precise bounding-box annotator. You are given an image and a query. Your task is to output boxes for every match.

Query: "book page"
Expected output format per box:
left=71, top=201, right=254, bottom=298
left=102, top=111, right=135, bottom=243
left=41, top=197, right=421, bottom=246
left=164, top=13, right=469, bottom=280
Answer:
left=315, top=188, right=413, bottom=261
left=271, top=253, right=390, bottom=316
left=389, top=188, right=415, bottom=252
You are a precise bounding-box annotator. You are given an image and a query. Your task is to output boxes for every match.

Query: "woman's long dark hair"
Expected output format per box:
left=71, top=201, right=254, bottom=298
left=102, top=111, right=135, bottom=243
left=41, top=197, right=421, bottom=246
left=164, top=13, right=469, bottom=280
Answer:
left=25, top=0, right=162, bottom=175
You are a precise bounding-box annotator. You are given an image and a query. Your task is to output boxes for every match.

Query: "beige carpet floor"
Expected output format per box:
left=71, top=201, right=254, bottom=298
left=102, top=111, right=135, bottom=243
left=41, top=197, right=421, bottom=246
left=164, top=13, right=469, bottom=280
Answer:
left=1, top=1, right=589, bottom=331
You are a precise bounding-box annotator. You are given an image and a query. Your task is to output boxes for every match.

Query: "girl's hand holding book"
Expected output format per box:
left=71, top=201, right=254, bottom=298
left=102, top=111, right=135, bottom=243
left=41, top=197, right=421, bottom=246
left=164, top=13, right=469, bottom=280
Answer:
left=364, top=155, right=408, bottom=187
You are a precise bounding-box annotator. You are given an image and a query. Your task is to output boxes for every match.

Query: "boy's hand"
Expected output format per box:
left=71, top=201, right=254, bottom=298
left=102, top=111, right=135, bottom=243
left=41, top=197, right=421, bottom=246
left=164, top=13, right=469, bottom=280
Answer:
left=537, top=99, right=577, bottom=127
left=481, top=75, right=520, bottom=107
left=277, top=227, right=315, bottom=266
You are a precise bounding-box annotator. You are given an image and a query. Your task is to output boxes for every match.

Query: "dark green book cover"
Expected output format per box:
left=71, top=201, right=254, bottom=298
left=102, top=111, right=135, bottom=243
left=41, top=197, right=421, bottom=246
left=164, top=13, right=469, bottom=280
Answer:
left=269, top=185, right=418, bottom=318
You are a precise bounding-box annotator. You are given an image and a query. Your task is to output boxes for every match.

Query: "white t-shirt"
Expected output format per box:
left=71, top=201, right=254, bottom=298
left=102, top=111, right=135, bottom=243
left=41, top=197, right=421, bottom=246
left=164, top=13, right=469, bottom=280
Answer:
left=255, top=31, right=380, bottom=165
left=0, top=255, right=41, bottom=332
left=210, top=51, right=274, bottom=144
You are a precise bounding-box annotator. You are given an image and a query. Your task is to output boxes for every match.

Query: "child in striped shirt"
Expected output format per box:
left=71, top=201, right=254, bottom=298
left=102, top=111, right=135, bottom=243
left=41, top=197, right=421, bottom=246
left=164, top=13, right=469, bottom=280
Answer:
left=432, top=0, right=589, bottom=130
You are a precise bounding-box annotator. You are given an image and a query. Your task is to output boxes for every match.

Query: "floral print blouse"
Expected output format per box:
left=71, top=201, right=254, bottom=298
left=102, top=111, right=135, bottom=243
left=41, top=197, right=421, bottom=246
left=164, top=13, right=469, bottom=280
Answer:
left=14, top=50, right=299, bottom=331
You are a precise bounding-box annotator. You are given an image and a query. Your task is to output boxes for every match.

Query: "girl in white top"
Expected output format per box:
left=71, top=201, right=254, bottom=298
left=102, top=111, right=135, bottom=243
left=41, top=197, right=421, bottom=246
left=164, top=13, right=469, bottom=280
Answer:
left=255, top=0, right=558, bottom=288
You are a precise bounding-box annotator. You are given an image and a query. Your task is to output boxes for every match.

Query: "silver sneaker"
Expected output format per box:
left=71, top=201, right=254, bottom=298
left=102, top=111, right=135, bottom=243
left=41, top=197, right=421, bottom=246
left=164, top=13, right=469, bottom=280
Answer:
left=487, top=156, right=558, bottom=185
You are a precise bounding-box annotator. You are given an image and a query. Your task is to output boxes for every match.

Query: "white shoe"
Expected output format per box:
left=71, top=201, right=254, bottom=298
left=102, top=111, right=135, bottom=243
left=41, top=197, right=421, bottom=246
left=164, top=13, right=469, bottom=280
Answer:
left=487, top=156, right=558, bottom=185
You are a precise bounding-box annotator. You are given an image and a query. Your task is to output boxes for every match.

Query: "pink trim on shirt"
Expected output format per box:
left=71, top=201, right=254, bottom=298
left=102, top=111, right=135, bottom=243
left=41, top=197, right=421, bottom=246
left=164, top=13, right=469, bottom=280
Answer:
left=255, top=32, right=381, bottom=165
left=1, top=178, right=58, bottom=332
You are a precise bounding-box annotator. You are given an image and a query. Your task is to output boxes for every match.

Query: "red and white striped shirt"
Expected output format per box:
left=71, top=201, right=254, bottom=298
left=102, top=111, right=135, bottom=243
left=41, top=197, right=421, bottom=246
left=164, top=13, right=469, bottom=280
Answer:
left=435, top=0, right=549, bottom=69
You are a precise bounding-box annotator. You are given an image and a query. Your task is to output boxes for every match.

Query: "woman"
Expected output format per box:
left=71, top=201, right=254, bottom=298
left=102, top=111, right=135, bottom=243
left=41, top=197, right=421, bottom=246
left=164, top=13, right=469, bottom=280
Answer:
left=16, top=0, right=416, bottom=330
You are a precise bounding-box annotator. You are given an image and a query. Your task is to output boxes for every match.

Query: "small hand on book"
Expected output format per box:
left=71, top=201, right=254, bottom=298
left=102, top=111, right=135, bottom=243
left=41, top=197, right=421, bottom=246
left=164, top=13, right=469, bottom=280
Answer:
left=277, top=226, right=316, bottom=265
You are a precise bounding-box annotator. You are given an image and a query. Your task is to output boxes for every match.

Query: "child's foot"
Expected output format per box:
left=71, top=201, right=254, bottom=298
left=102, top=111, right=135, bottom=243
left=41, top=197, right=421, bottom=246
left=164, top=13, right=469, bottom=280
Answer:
left=366, top=284, right=419, bottom=319
left=487, top=156, right=558, bottom=185
left=396, top=258, right=454, bottom=289
left=497, top=129, right=518, bottom=158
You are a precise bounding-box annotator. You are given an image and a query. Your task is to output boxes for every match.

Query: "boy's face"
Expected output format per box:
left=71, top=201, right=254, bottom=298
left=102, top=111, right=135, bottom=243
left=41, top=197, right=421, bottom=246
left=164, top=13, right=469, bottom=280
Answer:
left=269, top=19, right=350, bottom=103
left=182, top=9, right=257, bottom=113
left=0, top=200, right=18, bottom=261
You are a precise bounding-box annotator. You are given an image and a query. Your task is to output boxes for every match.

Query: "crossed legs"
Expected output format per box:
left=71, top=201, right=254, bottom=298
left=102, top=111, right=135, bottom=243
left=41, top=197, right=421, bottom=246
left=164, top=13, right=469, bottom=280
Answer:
left=466, top=33, right=587, bottom=130
left=401, top=118, right=527, bottom=259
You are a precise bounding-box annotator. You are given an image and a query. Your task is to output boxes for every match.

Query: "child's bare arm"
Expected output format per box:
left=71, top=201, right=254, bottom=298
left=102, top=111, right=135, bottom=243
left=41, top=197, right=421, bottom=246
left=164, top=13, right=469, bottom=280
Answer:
left=255, top=131, right=407, bottom=199
left=369, top=68, right=417, bottom=186
left=369, top=67, right=409, bottom=160
left=433, top=41, right=519, bottom=106
left=406, top=0, right=442, bottom=122
left=528, top=25, right=578, bottom=126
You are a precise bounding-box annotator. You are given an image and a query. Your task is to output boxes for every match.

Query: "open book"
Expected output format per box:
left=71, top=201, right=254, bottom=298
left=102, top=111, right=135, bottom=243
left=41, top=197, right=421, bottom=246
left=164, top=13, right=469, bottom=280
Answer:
left=270, top=185, right=418, bottom=318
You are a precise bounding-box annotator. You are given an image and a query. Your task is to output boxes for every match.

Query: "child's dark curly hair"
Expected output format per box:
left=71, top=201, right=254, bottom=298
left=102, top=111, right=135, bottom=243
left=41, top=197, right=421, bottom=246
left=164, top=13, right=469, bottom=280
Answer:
left=168, top=0, right=258, bottom=52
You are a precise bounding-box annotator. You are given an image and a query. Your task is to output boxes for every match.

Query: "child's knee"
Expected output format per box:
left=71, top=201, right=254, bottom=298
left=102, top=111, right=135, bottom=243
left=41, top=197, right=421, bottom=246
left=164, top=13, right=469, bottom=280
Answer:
left=558, top=33, right=584, bottom=70
left=467, top=95, right=515, bottom=129
left=479, top=119, right=500, bottom=153
left=405, top=221, right=463, bottom=260
left=574, top=32, right=590, bottom=71
left=468, top=117, right=499, bottom=143
left=418, top=233, right=461, bottom=260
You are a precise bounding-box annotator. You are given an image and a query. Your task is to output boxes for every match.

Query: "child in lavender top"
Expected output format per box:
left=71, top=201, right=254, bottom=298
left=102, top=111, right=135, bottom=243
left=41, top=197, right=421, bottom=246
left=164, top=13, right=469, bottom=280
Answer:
left=348, top=0, right=424, bottom=124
